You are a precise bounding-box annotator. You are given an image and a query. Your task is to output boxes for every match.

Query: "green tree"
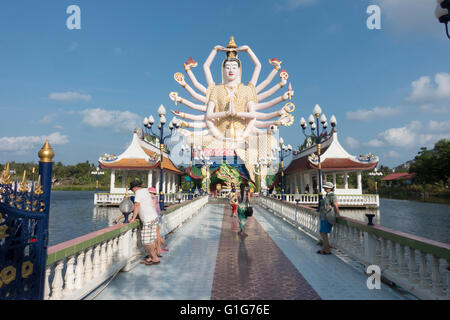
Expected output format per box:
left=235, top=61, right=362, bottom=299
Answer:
left=410, top=139, right=449, bottom=185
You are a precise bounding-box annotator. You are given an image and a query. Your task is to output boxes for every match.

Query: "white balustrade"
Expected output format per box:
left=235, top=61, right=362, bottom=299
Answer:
left=256, top=196, right=450, bottom=300
left=95, top=192, right=189, bottom=206
left=270, top=193, right=378, bottom=207
left=44, top=195, right=209, bottom=300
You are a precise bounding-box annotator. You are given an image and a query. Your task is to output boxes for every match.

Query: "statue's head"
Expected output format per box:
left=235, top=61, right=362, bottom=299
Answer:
left=222, top=37, right=242, bottom=84
left=222, top=57, right=241, bottom=83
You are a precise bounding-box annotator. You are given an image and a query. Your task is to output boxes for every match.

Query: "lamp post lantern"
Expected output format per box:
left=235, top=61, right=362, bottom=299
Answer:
left=369, top=167, right=383, bottom=194
left=436, top=0, right=450, bottom=39
left=90, top=166, right=104, bottom=193
left=300, top=104, right=332, bottom=209
left=146, top=105, right=180, bottom=210
left=181, top=143, right=195, bottom=199
left=272, top=137, right=292, bottom=201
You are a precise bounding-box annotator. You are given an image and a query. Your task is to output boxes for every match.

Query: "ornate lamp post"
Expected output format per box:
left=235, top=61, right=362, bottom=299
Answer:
left=146, top=104, right=180, bottom=210
left=253, top=155, right=272, bottom=196
left=181, top=142, right=194, bottom=199
left=436, top=0, right=450, bottom=39
left=368, top=167, right=383, bottom=194
left=90, top=166, right=104, bottom=193
left=300, top=104, right=334, bottom=208
left=193, top=145, right=213, bottom=195
left=272, top=137, right=292, bottom=201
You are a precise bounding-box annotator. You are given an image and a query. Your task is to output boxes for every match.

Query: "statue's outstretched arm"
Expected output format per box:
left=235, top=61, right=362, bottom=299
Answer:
left=186, top=69, right=207, bottom=95
left=205, top=101, right=228, bottom=120
left=255, top=119, right=281, bottom=128
left=239, top=101, right=257, bottom=138
left=237, top=46, right=261, bottom=86
left=237, top=107, right=287, bottom=120
left=171, top=110, right=205, bottom=121
left=254, top=90, right=294, bottom=111
left=203, top=46, right=226, bottom=87
left=179, top=120, right=206, bottom=129
left=184, top=58, right=207, bottom=94
left=257, top=78, right=287, bottom=101
left=175, top=77, right=206, bottom=103
left=169, top=92, right=207, bottom=112
left=256, top=58, right=283, bottom=93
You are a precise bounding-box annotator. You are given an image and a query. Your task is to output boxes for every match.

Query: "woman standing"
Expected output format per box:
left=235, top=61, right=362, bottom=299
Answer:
left=317, top=182, right=340, bottom=255
left=229, top=183, right=238, bottom=217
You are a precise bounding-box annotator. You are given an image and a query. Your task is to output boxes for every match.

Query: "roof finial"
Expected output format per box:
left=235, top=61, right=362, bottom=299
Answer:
left=38, top=139, right=55, bottom=163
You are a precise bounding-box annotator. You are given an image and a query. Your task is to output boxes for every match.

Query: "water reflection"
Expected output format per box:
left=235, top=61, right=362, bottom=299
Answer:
left=93, top=205, right=122, bottom=227
left=48, top=191, right=450, bottom=246
left=339, top=207, right=380, bottom=225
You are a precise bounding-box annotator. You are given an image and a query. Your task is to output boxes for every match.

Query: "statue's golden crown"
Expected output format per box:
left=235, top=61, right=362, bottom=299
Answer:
left=227, top=36, right=238, bottom=59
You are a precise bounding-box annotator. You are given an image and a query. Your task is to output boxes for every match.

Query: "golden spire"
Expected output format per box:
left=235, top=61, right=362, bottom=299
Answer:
left=227, top=36, right=237, bottom=49
left=19, top=171, right=28, bottom=192
left=0, top=163, right=12, bottom=185
left=38, top=139, right=55, bottom=163
left=34, top=175, right=43, bottom=195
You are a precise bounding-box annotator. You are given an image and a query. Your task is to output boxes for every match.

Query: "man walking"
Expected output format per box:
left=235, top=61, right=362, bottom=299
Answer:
left=128, top=180, right=160, bottom=266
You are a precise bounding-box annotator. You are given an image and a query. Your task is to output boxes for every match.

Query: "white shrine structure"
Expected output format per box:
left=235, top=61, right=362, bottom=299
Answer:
left=95, top=129, right=184, bottom=205
left=282, top=126, right=380, bottom=207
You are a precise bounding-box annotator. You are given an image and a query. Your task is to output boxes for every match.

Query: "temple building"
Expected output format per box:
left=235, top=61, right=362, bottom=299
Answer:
left=95, top=129, right=183, bottom=205
left=282, top=126, right=379, bottom=207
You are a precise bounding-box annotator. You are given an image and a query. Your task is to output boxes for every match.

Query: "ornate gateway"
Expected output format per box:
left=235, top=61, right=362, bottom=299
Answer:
left=0, top=141, right=54, bottom=300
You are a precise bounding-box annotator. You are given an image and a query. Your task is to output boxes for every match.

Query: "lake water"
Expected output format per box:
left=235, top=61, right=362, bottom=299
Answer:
left=47, top=191, right=450, bottom=246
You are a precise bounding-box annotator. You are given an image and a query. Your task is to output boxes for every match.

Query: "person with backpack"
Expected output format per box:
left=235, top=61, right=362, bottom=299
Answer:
left=317, top=182, right=341, bottom=255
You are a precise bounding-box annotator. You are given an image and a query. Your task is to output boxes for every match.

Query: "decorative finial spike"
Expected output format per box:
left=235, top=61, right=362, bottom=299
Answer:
left=38, top=139, right=55, bottom=163
left=227, top=36, right=237, bottom=49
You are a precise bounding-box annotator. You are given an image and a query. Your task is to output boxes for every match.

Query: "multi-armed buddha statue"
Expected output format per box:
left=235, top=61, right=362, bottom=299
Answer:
left=169, top=36, right=295, bottom=189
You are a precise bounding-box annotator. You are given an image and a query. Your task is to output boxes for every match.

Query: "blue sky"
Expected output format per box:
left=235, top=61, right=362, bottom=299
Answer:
left=0, top=0, right=449, bottom=168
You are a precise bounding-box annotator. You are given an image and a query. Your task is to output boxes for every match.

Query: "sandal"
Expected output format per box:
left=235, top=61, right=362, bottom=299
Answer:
left=316, top=250, right=332, bottom=255
left=140, top=258, right=152, bottom=264
left=144, top=260, right=160, bottom=266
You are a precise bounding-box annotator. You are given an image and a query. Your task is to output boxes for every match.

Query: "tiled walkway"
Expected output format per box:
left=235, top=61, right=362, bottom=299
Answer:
left=211, top=205, right=320, bottom=299
left=94, top=202, right=405, bottom=300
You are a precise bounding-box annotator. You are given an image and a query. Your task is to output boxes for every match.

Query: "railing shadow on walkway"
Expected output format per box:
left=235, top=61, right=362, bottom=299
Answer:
left=256, top=196, right=449, bottom=300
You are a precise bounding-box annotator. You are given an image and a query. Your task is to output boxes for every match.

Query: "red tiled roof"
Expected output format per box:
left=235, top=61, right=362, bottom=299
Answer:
left=381, top=172, right=415, bottom=181
left=187, top=167, right=202, bottom=180
left=99, top=157, right=183, bottom=174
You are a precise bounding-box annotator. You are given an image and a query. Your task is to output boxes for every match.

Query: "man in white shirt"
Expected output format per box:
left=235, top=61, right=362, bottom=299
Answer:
left=129, top=180, right=160, bottom=265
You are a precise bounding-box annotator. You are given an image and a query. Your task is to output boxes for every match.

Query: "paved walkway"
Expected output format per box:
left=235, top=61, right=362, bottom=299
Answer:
left=94, top=202, right=405, bottom=300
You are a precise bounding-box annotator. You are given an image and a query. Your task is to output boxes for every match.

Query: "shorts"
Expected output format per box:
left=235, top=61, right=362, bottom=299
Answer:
left=231, top=203, right=238, bottom=214
left=141, top=219, right=158, bottom=245
left=320, top=220, right=333, bottom=234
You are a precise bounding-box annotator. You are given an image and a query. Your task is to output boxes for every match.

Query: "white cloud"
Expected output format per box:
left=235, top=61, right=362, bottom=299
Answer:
left=366, top=139, right=384, bottom=148
left=345, top=137, right=359, bottom=149
left=49, top=91, right=92, bottom=102
left=0, top=132, right=69, bottom=155
left=346, top=106, right=401, bottom=121
left=428, top=119, right=450, bottom=133
left=366, top=121, right=449, bottom=149
left=80, top=108, right=141, bottom=133
left=385, top=150, right=400, bottom=158
left=419, top=104, right=450, bottom=114
left=407, top=73, right=450, bottom=103
left=38, top=114, right=56, bottom=124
